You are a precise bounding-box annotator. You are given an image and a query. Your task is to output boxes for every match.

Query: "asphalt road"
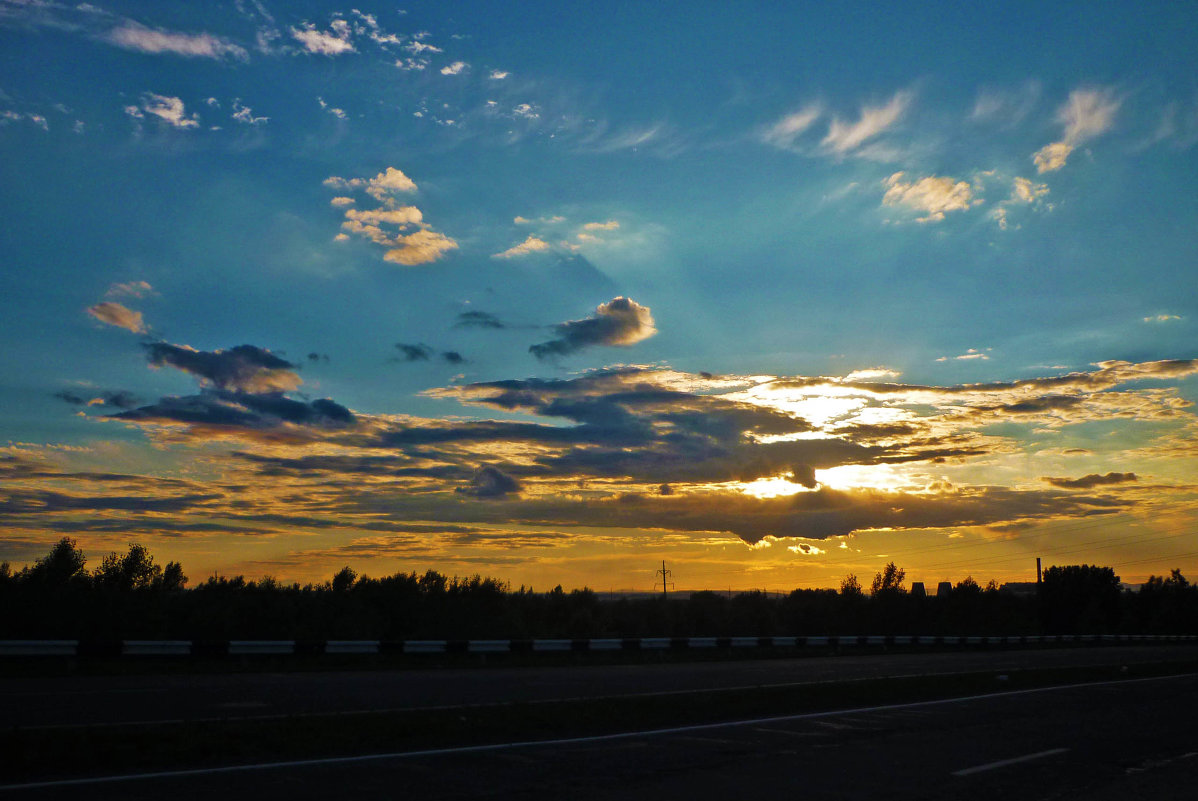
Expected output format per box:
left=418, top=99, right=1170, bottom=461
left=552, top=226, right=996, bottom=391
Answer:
left=4, top=643, right=1195, bottom=729
left=6, top=669, right=1197, bottom=799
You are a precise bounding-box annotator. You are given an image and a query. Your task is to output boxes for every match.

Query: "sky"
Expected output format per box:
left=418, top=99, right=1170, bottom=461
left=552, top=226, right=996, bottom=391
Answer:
left=1, top=0, right=1196, bottom=591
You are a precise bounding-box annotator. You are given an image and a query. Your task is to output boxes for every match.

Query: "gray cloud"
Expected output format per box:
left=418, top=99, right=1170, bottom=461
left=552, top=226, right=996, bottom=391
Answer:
left=1042, top=472, right=1138, bottom=489
left=456, top=466, right=522, bottom=498
left=530, top=297, right=656, bottom=359
left=454, top=310, right=506, bottom=329
left=394, top=343, right=433, bottom=361
left=145, top=342, right=301, bottom=393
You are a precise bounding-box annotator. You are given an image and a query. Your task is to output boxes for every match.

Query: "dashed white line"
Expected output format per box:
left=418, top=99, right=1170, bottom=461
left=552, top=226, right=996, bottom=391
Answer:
left=2, top=672, right=1194, bottom=792
left=952, top=747, right=1070, bottom=776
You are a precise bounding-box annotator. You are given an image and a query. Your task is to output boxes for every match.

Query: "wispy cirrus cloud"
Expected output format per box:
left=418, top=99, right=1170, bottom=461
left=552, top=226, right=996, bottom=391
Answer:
left=761, top=104, right=822, bottom=149
left=106, top=21, right=248, bottom=60
left=1033, top=87, right=1121, bottom=173
left=821, top=91, right=911, bottom=156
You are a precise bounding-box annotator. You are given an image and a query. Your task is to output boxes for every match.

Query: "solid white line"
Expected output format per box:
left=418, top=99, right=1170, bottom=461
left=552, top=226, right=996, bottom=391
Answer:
left=952, top=747, right=1070, bottom=776
left=3, top=672, right=1195, bottom=792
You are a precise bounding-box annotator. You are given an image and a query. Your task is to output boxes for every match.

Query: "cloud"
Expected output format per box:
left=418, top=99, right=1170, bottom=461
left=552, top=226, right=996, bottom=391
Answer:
left=126, top=94, right=200, bottom=129
left=114, top=390, right=354, bottom=434
left=104, top=280, right=155, bottom=299
left=1033, top=87, right=1121, bottom=173
left=1042, top=472, right=1138, bottom=489
left=493, top=235, right=552, bottom=259
left=489, top=70, right=509, bottom=80
left=992, top=177, right=1050, bottom=230
left=87, top=302, right=146, bottom=333
left=1011, top=176, right=1049, bottom=204
left=394, top=343, right=433, bottom=362
left=324, top=167, right=418, bottom=198
left=582, top=220, right=619, bottom=231
left=530, top=297, right=657, bottom=359
left=317, top=97, right=347, bottom=119
left=326, top=169, right=456, bottom=266
left=970, top=81, right=1041, bottom=126
left=330, top=196, right=354, bottom=207
left=54, top=389, right=139, bottom=409
left=761, top=104, right=822, bottom=148
left=231, top=100, right=267, bottom=125
left=936, top=348, right=990, bottom=362
left=440, top=61, right=468, bottom=75
left=106, top=22, right=248, bottom=60
left=1032, top=142, right=1073, bottom=173
left=291, top=21, right=356, bottom=55
left=455, top=311, right=507, bottom=329
left=456, top=466, right=521, bottom=498
left=882, top=172, right=976, bottom=223
left=144, top=342, right=301, bottom=393
left=1144, top=314, right=1181, bottom=323
left=0, top=111, right=49, bottom=130
left=366, top=166, right=417, bottom=199
left=383, top=229, right=459, bottom=266
left=822, top=92, right=910, bottom=155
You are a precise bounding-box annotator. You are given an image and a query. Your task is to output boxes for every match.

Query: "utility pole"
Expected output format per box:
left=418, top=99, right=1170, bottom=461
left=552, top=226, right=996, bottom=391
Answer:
left=654, top=560, right=674, bottom=599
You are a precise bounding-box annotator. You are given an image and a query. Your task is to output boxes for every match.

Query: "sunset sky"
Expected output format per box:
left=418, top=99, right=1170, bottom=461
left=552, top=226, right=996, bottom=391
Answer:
left=2, top=1, right=1196, bottom=591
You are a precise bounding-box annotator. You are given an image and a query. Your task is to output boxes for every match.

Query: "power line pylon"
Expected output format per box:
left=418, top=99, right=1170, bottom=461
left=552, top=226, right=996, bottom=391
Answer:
left=654, top=560, right=674, bottom=599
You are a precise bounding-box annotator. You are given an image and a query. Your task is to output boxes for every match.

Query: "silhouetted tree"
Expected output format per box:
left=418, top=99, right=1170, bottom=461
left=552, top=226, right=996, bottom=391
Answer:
left=870, top=562, right=906, bottom=596
left=1040, top=564, right=1122, bottom=633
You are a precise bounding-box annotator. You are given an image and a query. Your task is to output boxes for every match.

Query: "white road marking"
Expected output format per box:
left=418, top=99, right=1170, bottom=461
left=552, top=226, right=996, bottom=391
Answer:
left=2, top=672, right=1195, bottom=792
left=952, top=747, right=1070, bottom=776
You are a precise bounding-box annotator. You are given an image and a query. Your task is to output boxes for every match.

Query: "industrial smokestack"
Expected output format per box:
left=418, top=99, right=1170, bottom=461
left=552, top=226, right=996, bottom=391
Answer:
left=1036, top=557, right=1042, bottom=584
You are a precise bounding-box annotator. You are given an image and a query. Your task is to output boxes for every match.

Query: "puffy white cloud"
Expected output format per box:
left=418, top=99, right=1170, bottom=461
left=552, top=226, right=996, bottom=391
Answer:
left=87, top=302, right=146, bottom=333
left=489, top=70, right=509, bottom=80
left=291, top=21, right=355, bottom=55
left=325, top=167, right=418, bottom=200
left=761, top=104, right=822, bottom=148
left=822, top=92, right=911, bottom=155
left=440, top=61, right=468, bottom=76
left=1144, top=314, right=1181, bottom=323
left=382, top=229, right=458, bottom=266
left=582, top=220, right=619, bottom=231
left=493, top=235, right=551, bottom=259
left=326, top=169, right=456, bottom=266
left=1011, top=176, right=1049, bottom=203
left=1032, top=141, right=1073, bottom=173
left=107, top=22, right=248, bottom=60
left=126, top=94, right=199, bottom=129
left=882, top=172, right=976, bottom=223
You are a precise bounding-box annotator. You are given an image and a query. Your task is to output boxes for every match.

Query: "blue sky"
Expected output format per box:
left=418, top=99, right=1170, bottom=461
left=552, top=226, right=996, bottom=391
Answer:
left=1, top=0, right=1196, bottom=589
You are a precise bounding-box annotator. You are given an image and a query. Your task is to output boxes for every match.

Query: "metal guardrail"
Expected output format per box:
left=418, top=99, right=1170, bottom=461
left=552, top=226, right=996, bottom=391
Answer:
left=1, top=634, right=1195, bottom=658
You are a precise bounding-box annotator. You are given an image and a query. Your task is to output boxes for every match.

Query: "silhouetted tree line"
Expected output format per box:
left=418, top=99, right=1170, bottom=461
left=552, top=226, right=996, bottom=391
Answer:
left=1, top=541, right=1195, bottom=640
